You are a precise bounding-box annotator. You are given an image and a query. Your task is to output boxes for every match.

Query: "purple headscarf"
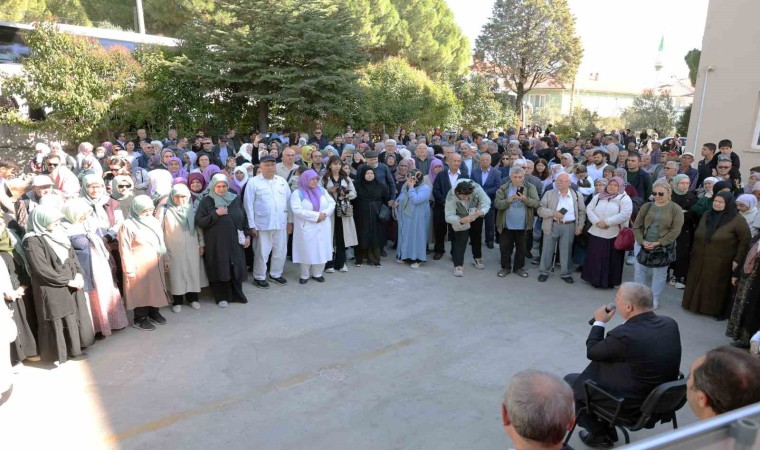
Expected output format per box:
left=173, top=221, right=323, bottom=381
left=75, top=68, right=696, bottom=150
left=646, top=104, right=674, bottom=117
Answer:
left=202, top=164, right=221, bottom=184
left=168, top=156, right=188, bottom=180
left=600, top=176, right=626, bottom=200
left=298, top=169, right=322, bottom=211
left=429, top=158, right=444, bottom=185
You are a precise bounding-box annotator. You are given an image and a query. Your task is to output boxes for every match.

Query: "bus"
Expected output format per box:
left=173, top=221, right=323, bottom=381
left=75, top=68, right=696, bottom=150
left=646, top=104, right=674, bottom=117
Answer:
left=0, top=21, right=178, bottom=117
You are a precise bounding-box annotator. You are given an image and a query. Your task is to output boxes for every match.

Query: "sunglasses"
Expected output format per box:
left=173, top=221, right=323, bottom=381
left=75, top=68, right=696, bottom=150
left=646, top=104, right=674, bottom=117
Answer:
left=48, top=163, right=59, bottom=167
left=118, top=184, right=132, bottom=189
left=653, top=192, right=667, bottom=197
left=717, top=166, right=731, bottom=169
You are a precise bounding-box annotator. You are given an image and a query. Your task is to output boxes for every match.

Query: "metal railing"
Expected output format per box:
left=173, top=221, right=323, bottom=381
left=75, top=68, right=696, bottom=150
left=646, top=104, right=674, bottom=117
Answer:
left=622, top=402, right=760, bottom=450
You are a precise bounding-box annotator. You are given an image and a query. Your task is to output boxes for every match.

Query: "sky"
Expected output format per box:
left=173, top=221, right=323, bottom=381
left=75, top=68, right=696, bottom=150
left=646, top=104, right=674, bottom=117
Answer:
left=446, top=0, right=710, bottom=90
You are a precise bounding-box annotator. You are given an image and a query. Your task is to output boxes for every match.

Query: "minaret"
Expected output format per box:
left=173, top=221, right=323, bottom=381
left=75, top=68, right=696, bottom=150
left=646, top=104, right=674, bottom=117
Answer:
left=654, top=36, right=664, bottom=89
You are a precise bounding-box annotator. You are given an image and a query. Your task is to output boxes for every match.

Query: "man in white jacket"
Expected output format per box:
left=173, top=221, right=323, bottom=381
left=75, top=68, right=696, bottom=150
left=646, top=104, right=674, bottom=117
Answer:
left=244, top=155, right=293, bottom=289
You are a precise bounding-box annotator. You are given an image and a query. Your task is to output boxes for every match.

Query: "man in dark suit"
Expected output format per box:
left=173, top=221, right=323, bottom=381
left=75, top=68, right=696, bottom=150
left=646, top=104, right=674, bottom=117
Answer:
left=432, top=153, right=468, bottom=260
left=565, top=282, right=681, bottom=447
left=471, top=153, right=502, bottom=248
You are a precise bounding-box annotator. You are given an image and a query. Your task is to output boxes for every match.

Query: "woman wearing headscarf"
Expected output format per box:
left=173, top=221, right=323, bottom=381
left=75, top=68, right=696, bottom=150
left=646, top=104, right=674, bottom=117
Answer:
left=612, top=168, right=639, bottom=199
left=118, top=195, right=170, bottom=330
left=669, top=174, right=699, bottom=289
left=736, top=194, right=760, bottom=237
left=128, top=159, right=150, bottom=197
left=77, top=155, right=103, bottom=182
left=229, top=166, right=248, bottom=196
left=220, top=156, right=237, bottom=179
left=81, top=173, right=125, bottom=290
left=148, top=168, right=173, bottom=212
left=183, top=150, right=198, bottom=173
left=300, top=145, right=314, bottom=168
left=187, top=172, right=207, bottom=204
left=322, top=156, right=358, bottom=273
left=692, top=177, right=721, bottom=217
left=291, top=170, right=335, bottom=284
left=683, top=191, right=751, bottom=318
left=353, top=166, right=389, bottom=267
left=395, top=168, right=431, bottom=268
left=167, top=156, right=188, bottom=181
left=201, top=164, right=221, bottom=185
left=63, top=198, right=127, bottom=337
left=632, top=179, right=684, bottom=309
left=726, top=232, right=760, bottom=348
left=195, top=174, right=249, bottom=307
left=582, top=177, right=633, bottom=288
left=159, top=184, right=208, bottom=313
left=235, top=143, right=255, bottom=166
left=423, top=158, right=444, bottom=247
left=0, top=216, right=37, bottom=364
left=23, top=205, right=94, bottom=363
left=394, top=159, right=413, bottom=194
left=111, top=174, right=135, bottom=217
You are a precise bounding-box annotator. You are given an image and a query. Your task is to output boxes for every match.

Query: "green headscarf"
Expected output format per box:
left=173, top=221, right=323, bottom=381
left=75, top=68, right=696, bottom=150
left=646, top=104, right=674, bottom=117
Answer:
left=110, top=175, right=134, bottom=201
left=128, top=195, right=166, bottom=254
left=80, top=173, right=108, bottom=207
left=167, top=184, right=195, bottom=232
left=207, top=173, right=237, bottom=208
left=22, top=204, right=71, bottom=264
left=672, top=174, right=690, bottom=195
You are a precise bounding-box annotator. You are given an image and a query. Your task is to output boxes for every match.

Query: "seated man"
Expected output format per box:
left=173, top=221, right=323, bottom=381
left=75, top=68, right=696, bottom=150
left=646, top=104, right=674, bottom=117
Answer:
left=687, top=346, right=760, bottom=420
left=502, top=370, right=576, bottom=450
left=565, top=282, right=681, bottom=447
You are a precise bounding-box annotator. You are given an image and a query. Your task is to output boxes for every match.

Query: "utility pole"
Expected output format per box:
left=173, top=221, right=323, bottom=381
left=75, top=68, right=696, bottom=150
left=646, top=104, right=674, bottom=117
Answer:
left=135, top=0, right=146, bottom=34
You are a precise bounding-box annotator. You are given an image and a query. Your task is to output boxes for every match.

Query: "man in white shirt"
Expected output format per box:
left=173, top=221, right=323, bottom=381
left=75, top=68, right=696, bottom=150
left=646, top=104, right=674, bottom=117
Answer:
left=244, top=155, right=293, bottom=288
left=460, top=142, right=478, bottom=176
left=537, top=173, right=586, bottom=283
left=276, top=147, right=300, bottom=182
left=586, top=150, right=607, bottom=181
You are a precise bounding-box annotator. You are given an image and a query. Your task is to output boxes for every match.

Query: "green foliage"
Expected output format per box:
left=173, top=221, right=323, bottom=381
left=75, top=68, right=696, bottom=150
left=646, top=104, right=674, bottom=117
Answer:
left=0, top=22, right=142, bottom=142
left=357, top=57, right=460, bottom=131
left=527, top=99, right=562, bottom=129
left=676, top=104, right=691, bottom=136
left=474, top=0, right=583, bottom=112
left=552, top=107, right=600, bottom=139
left=453, top=74, right=516, bottom=130
left=0, top=0, right=91, bottom=25
left=622, top=91, right=676, bottom=136
left=684, top=49, right=701, bottom=87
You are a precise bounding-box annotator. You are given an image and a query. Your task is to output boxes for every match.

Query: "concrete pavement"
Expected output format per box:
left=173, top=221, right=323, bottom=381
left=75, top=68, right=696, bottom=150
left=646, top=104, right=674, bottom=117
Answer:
left=0, top=245, right=729, bottom=449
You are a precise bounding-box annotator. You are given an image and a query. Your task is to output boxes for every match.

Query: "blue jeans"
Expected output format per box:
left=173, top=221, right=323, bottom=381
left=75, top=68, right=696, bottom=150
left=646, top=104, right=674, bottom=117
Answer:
left=633, top=242, right=668, bottom=303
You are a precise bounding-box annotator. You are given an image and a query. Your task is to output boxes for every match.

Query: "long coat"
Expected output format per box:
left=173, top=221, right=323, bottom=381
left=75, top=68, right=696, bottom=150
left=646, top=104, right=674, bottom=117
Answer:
left=118, top=220, right=170, bottom=309
left=682, top=214, right=751, bottom=316
left=396, top=183, right=431, bottom=261
left=159, top=206, right=208, bottom=296
left=324, top=177, right=359, bottom=247
left=195, top=195, right=248, bottom=284
left=354, top=182, right=390, bottom=250
left=291, top=187, right=336, bottom=265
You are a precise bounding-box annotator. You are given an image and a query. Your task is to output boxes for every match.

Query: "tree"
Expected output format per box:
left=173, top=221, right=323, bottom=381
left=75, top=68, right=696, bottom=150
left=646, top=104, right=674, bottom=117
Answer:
left=621, top=91, right=677, bottom=136
left=171, top=0, right=364, bottom=132
left=357, top=57, right=460, bottom=130
left=453, top=74, right=515, bottom=130
left=676, top=104, right=691, bottom=136
left=553, top=107, right=600, bottom=139
left=0, top=21, right=142, bottom=142
left=684, top=49, right=701, bottom=87
left=474, top=0, right=582, bottom=112
left=0, top=0, right=91, bottom=25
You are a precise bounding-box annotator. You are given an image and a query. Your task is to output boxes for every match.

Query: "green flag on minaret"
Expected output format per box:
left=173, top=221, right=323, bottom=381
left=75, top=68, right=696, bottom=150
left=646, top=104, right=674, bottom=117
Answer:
left=658, top=36, right=664, bottom=52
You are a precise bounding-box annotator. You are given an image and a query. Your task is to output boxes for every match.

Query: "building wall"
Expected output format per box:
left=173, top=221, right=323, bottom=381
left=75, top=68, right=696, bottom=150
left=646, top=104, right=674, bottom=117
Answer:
left=687, top=0, right=760, bottom=176
left=528, top=89, right=637, bottom=118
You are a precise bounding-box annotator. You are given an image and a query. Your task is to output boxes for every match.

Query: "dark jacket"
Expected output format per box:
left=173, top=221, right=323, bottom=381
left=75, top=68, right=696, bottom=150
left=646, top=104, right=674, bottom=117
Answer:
left=571, top=312, right=681, bottom=415
left=471, top=166, right=503, bottom=200
left=359, top=163, right=396, bottom=201
left=432, top=169, right=469, bottom=207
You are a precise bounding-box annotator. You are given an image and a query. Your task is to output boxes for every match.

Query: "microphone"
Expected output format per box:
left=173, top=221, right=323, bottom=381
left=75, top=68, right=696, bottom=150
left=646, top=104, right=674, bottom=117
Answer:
left=589, top=303, right=616, bottom=325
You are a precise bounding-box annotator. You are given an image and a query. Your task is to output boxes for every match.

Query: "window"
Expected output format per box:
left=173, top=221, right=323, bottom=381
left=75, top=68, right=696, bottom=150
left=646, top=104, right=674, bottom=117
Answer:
left=529, top=94, right=547, bottom=109
left=0, top=25, right=30, bottom=64
left=753, top=93, right=760, bottom=150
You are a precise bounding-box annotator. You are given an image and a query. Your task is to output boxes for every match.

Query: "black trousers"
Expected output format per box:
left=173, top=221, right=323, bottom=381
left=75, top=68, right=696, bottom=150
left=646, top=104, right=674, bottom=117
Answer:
left=356, top=247, right=380, bottom=265
left=210, top=279, right=247, bottom=304
left=134, top=306, right=159, bottom=321
left=484, top=206, right=496, bottom=244
left=172, top=292, right=199, bottom=306
left=327, top=218, right=346, bottom=270
left=433, top=205, right=447, bottom=253
left=499, top=228, right=527, bottom=270
left=564, top=373, right=619, bottom=438
left=451, top=217, right=484, bottom=266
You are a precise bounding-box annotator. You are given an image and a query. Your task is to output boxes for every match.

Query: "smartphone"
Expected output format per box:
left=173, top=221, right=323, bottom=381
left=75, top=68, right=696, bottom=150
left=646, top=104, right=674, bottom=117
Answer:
left=558, top=207, right=568, bottom=215
left=516, top=186, right=524, bottom=195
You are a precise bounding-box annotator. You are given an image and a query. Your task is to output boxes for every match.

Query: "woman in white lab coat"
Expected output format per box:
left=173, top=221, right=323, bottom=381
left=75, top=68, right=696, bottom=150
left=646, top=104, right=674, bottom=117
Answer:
left=291, top=169, right=335, bottom=284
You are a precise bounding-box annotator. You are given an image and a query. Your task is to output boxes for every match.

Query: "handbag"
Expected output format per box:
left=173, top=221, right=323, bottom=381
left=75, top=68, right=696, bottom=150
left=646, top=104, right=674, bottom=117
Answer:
left=636, top=242, right=676, bottom=268
left=614, top=227, right=635, bottom=251
left=336, top=199, right=353, bottom=218
left=377, top=203, right=391, bottom=222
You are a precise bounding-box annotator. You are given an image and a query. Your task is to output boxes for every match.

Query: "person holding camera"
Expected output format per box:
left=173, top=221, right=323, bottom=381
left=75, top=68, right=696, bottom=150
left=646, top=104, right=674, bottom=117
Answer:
left=322, top=156, right=358, bottom=273
left=445, top=179, right=491, bottom=277
left=494, top=167, right=539, bottom=278
left=396, top=169, right=431, bottom=268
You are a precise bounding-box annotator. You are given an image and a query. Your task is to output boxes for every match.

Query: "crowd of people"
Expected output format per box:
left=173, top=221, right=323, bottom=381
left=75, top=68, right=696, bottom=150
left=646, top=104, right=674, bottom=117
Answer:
left=0, top=125, right=759, bottom=445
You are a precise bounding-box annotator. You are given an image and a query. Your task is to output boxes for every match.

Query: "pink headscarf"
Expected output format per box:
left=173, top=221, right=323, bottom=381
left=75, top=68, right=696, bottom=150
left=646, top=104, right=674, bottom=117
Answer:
left=298, top=169, right=322, bottom=211
left=600, top=176, right=625, bottom=200
left=429, top=158, right=444, bottom=185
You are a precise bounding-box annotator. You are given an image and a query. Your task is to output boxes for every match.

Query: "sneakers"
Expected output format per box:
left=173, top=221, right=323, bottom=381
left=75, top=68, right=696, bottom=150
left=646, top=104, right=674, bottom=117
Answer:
left=396, top=258, right=405, bottom=264
left=669, top=277, right=677, bottom=286
left=674, top=281, right=686, bottom=289
left=253, top=279, right=270, bottom=289
left=473, top=259, right=485, bottom=270
left=133, top=318, right=155, bottom=331
left=653, top=299, right=660, bottom=310
left=498, top=268, right=511, bottom=277
left=148, top=311, right=167, bottom=325
left=410, top=262, right=420, bottom=269
left=626, top=255, right=635, bottom=265
left=453, top=266, right=464, bottom=277
left=171, top=305, right=182, bottom=313
left=354, top=261, right=364, bottom=267
left=325, top=268, right=335, bottom=273
left=371, top=262, right=382, bottom=268
left=190, top=301, right=201, bottom=310
left=339, top=266, right=349, bottom=273
left=268, top=275, right=288, bottom=286
left=218, top=300, right=229, bottom=308
left=311, top=276, right=325, bottom=282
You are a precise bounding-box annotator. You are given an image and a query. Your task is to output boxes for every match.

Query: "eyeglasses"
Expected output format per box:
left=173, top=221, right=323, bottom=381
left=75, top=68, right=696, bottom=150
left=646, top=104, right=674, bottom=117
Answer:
left=48, top=163, right=59, bottom=167
left=118, top=184, right=132, bottom=189
left=203, top=143, right=213, bottom=145
left=110, top=168, right=121, bottom=172
left=653, top=192, right=666, bottom=197
left=717, top=165, right=731, bottom=169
